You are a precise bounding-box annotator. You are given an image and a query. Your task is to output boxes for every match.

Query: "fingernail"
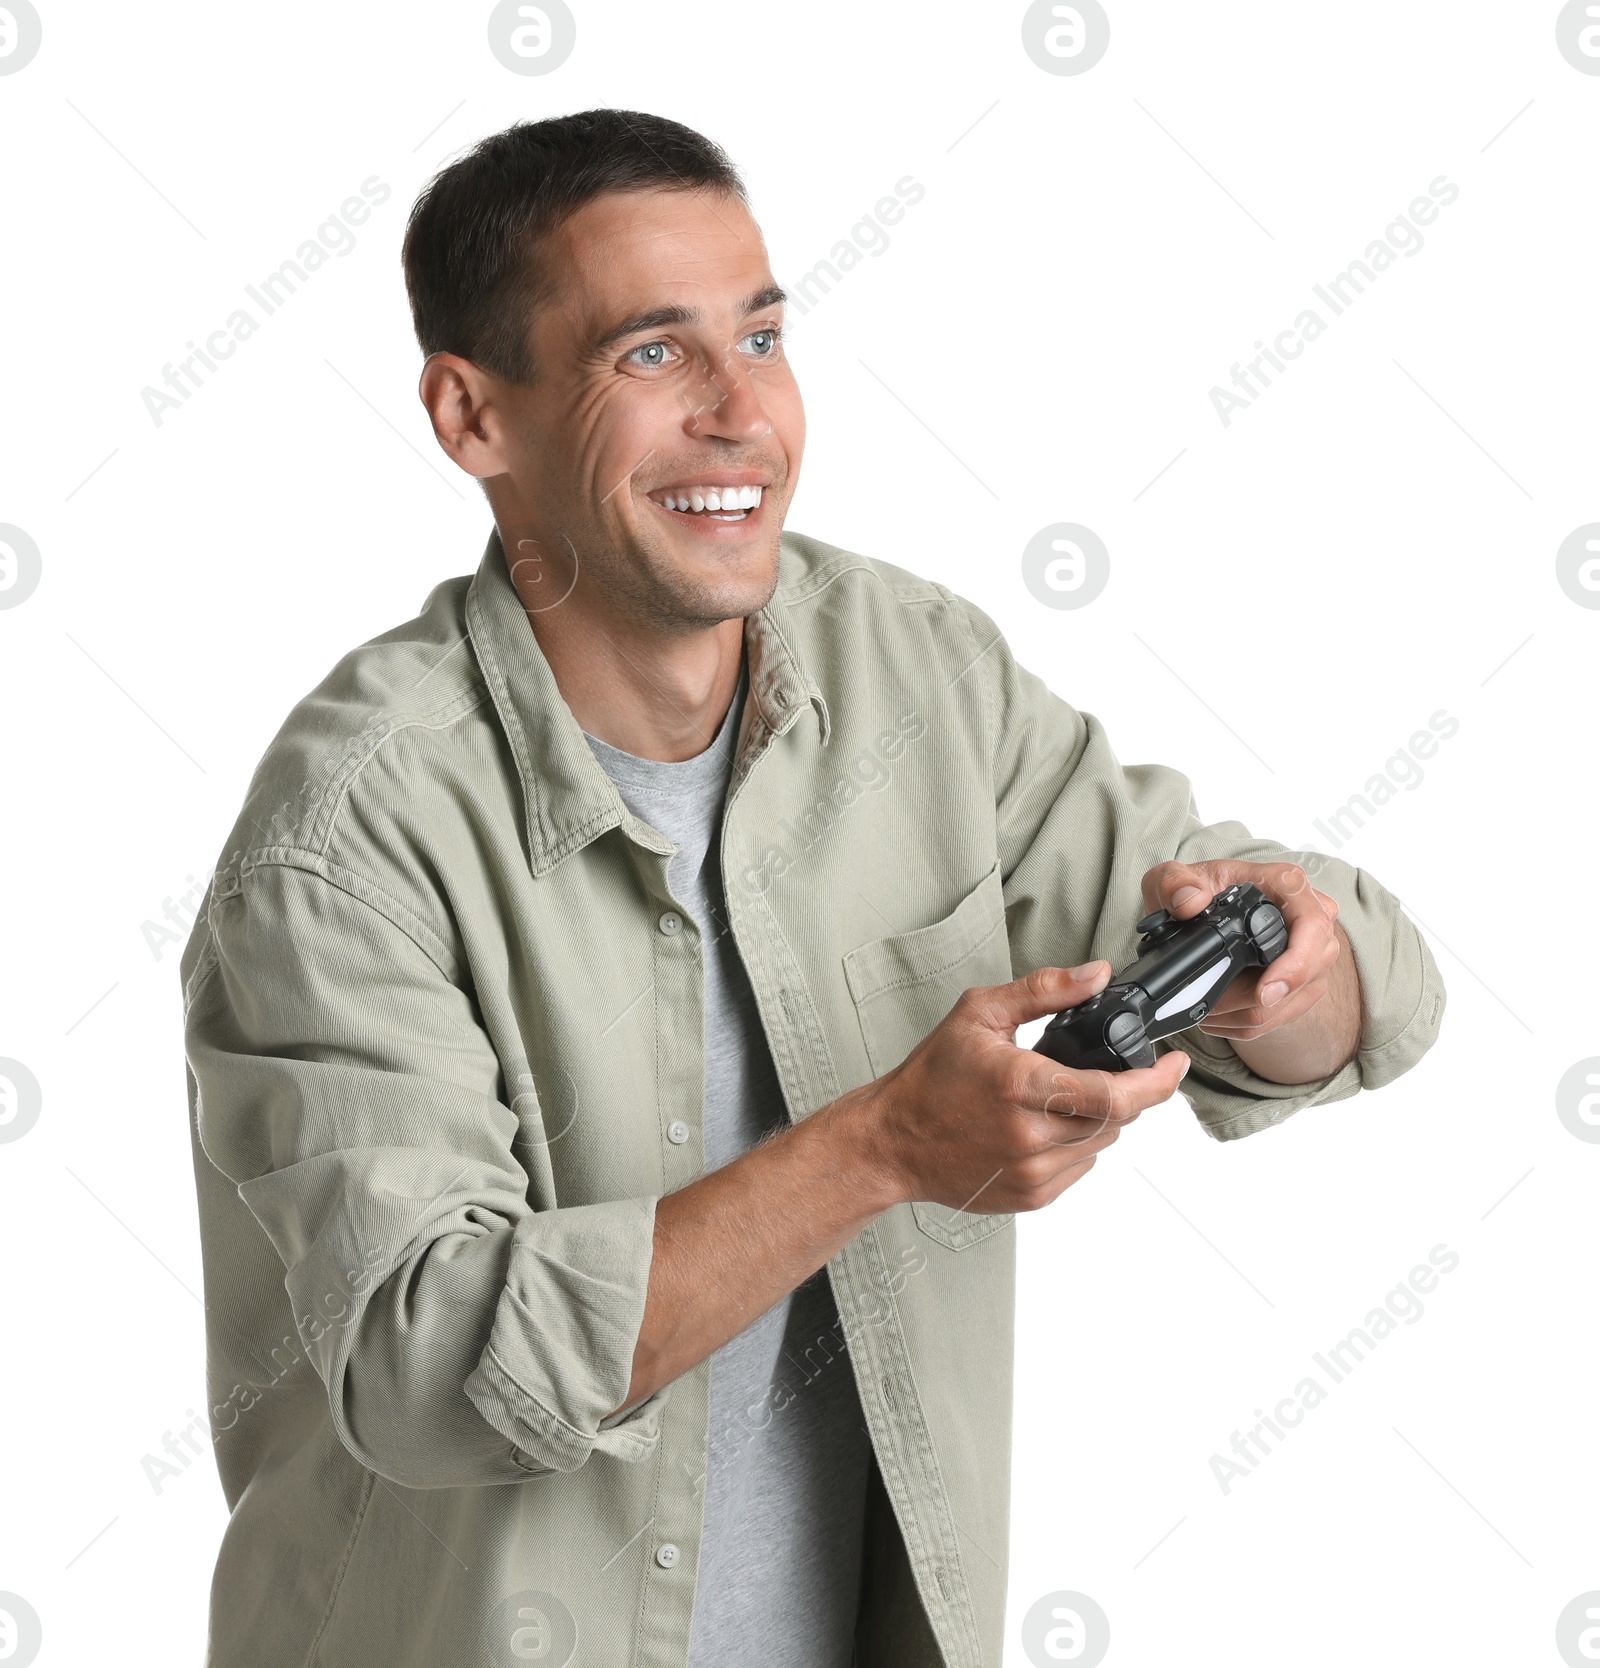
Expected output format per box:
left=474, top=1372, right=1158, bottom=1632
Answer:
left=1177, top=1053, right=1192, bottom=1079
left=1068, top=961, right=1105, bottom=980
left=1172, top=886, right=1201, bottom=906
left=1261, top=981, right=1288, bottom=1006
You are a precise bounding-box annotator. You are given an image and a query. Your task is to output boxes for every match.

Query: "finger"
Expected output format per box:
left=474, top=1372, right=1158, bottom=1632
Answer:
left=1206, top=962, right=1328, bottom=1020
left=1205, top=915, right=1332, bottom=1021
left=1201, top=972, right=1330, bottom=1038
left=969, top=962, right=1112, bottom=1034
left=1133, top=859, right=1337, bottom=1020
left=1031, top=1105, right=1129, bottom=1164
left=1005, top=1148, right=1107, bottom=1212
left=1204, top=933, right=1339, bottom=1032
left=1140, top=860, right=1222, bottom=919
left=1251, top=865, right=1337, bottom=1007
left=1057, top=1151, right=1101, bottom=1188
left=1028, top=1048, right=1191, bottom=1148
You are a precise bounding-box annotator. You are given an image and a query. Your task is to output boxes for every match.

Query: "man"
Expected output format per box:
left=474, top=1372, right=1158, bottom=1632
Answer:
left=180, top=109, right=1445, bottom=1668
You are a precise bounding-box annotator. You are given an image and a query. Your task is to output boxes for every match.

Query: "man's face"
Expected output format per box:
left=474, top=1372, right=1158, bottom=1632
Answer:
left=487, top=186, right=803, bottom=633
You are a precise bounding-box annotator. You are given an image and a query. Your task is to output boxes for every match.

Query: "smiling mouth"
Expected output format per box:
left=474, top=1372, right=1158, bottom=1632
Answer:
left=646, top=483, right=765, bottom=523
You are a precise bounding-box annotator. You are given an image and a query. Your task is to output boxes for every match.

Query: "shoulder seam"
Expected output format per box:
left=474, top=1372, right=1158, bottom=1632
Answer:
left=930, top=583, right=999, bottom=768
left=207, top=851, right=461, bottom=983
left=210, top=683, right=492, bottom=901
left=305, top=682, right=492, bottom=857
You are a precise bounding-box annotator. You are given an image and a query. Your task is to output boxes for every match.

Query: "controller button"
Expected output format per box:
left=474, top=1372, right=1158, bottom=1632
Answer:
left=1137, top=909, right=1175, bottom=937
left=1106, top=1012, right=1146, bottom=1049
left=1248, top=905, right=1289, bottom=960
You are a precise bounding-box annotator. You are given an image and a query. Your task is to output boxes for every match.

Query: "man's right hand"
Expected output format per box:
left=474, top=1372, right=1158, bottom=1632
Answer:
left=849, top=963, right=1194, bottom=1219
left=612, top=962, right=1193, bottom=1420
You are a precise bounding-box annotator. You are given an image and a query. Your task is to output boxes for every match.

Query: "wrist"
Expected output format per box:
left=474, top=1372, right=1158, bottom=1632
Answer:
left=814, top=1080, right=909, bottom=1218
left=1224, top=996, right=1357, bottom=1083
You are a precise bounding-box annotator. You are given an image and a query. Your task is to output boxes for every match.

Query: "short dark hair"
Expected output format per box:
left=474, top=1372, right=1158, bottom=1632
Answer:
left=401, top=108, right=747, bottom=385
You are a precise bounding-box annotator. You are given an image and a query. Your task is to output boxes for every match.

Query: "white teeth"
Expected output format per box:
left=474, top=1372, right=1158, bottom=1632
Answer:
left=654, top=484, right=764, bottom=513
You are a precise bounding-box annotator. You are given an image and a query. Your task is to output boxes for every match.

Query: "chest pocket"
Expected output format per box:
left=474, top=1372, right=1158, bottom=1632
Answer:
left=842, top=857, right=1017, bottom=1251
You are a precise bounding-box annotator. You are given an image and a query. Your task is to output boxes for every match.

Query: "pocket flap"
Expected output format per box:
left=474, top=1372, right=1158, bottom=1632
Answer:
left=842, top=859, right=1016, bottom=1252
left=843, top=858, right=1010, bottom=1015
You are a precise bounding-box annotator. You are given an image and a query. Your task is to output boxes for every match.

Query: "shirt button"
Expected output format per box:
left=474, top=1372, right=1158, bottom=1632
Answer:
left=667, top=1120, right=690, bottom=1145
left=655, top=1542, right=680, bottom=1569
left=773, top=687, right=790, bottom=708
left=658, top=911, right=682, bottom=936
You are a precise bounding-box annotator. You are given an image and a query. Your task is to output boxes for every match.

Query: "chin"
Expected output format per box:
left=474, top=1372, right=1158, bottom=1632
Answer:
left=708, top=570, right=780, bottom=622
left=678, top=557, right=779, bottom=625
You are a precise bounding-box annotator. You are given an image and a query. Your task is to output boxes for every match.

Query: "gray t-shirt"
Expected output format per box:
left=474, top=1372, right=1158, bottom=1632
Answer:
left=582, top=657, right=872, bottom=1668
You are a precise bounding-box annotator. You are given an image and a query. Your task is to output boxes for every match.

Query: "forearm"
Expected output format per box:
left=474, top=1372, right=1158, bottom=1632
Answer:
left=1225, top=921, right=1362, bottom=1084
left=607, top=1088, right=901, bottom=1419
left=614, top=953, right=1212, bottom=1416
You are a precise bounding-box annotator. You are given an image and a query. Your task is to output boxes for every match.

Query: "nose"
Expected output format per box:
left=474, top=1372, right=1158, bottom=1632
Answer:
left=680, top=348, right=772, bottom=446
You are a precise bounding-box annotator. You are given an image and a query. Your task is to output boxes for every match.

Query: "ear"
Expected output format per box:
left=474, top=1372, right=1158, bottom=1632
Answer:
left=419, top=352, right=517, bottom=481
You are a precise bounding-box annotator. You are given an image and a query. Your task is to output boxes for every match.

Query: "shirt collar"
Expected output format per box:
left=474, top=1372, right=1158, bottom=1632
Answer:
left=465, top=526, right=830, bottom=877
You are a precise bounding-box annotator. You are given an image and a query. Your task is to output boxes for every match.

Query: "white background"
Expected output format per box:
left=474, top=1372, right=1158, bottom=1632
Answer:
left=0, top=2, right=1594, bottom=1664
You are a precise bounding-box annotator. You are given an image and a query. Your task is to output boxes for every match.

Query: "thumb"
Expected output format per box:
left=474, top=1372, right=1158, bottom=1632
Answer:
left=974, top=962, right=1112, bottom=1034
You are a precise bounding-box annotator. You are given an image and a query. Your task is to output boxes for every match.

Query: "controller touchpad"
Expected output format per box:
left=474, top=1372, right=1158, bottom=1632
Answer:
left=1153, top=956, right=1231, bottom=1022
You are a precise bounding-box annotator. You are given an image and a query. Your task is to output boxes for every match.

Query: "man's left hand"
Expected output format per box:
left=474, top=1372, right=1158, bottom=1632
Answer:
left=1139, top=857, right=1361, bottom=1083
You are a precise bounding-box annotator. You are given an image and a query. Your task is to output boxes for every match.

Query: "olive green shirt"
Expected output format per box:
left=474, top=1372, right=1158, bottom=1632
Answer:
left=180, top=526, right=1445, bottom=1667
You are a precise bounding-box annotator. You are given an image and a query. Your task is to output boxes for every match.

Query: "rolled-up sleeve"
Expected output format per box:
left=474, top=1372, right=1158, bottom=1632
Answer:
left=953, top=593, right=1447, bottom=1143
left=184, top=855, right=667, bottom=1488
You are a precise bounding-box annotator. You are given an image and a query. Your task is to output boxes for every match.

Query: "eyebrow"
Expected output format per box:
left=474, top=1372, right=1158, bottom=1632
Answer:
left=590, top=284, right=788, bottom=354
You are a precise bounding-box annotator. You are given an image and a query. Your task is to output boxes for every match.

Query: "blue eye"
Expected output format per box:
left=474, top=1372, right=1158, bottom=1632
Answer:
left=626, top=341, right=674, bottom=368
left=741, top=328, right=781, bottom=358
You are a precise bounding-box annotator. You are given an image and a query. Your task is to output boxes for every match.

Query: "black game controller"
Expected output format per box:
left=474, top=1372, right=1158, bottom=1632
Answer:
left=1033, top=882, right=1290, bottom=1072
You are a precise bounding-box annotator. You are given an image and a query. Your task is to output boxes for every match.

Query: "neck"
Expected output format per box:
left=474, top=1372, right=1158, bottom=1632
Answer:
left=508, top=557, right=746, bottom=764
